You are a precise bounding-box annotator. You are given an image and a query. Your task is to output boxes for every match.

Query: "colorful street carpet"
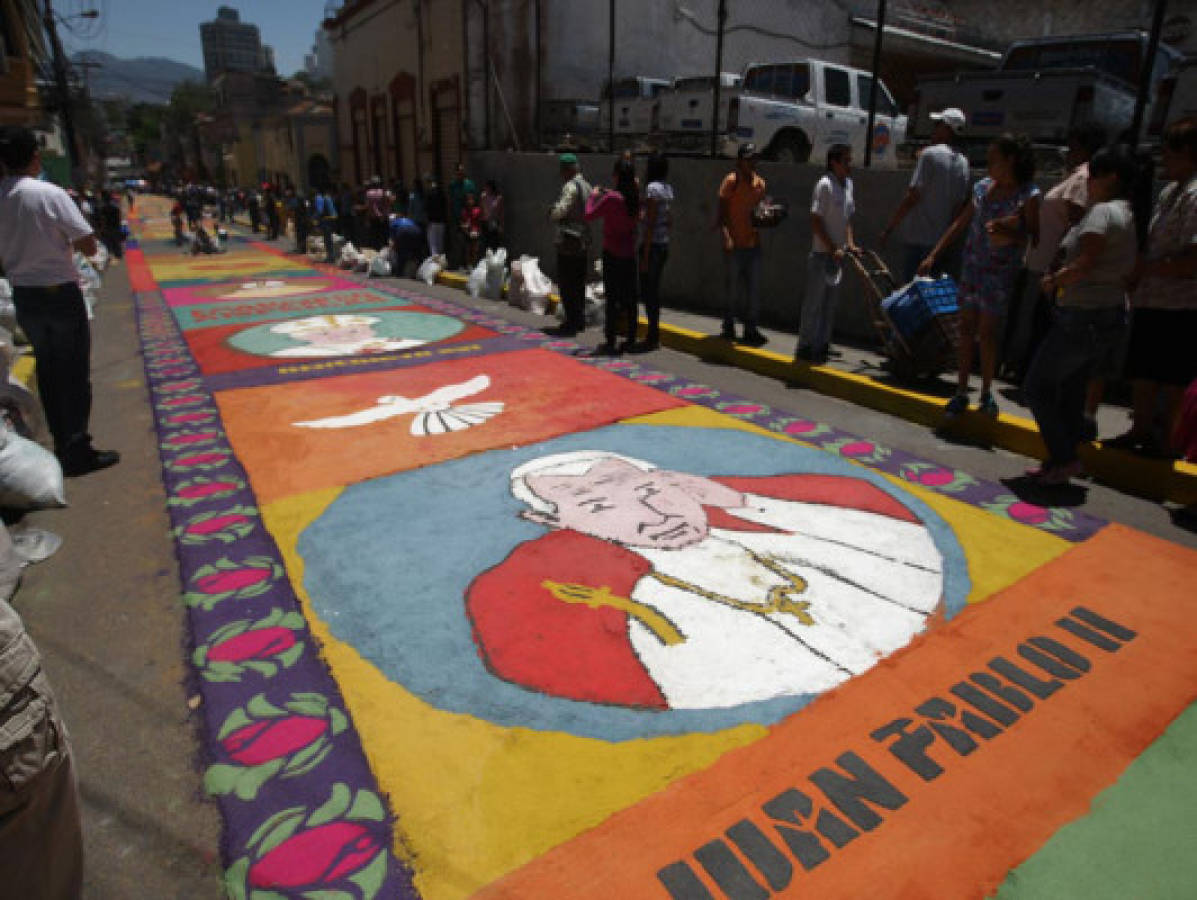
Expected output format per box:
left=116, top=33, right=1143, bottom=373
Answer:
left=127, top=199, right=1197, bottom=900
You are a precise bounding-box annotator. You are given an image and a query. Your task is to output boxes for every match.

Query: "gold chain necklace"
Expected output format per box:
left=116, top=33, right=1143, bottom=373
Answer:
left=540, top=552, right=812, bottom=648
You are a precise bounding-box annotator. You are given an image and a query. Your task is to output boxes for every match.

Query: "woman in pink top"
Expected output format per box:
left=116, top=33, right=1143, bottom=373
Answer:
left=459, top=191, right=483, bottom=268
left=584, top=156, right=641, bottom=355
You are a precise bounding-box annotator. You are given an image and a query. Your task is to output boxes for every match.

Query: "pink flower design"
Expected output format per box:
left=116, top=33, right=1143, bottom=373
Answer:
left=248, top=822, right=382, bottom=890
left=222, top=716, right=329, bottom=766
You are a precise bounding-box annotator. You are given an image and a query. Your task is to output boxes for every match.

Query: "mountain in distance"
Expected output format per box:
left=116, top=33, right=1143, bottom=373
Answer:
left=71, top=51, right=205, bottom=104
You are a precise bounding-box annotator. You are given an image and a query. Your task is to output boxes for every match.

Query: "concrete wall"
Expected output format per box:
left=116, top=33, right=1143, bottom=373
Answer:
left=467, top=150, right=921, bottom=343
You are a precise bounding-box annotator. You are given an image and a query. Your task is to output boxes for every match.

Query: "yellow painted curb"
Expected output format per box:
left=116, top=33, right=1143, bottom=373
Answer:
left=655, top=321, right=1197, bottom=506
left=12, top=355, right=35, bottom=389
left=428, top=273, right=1196, bottom=506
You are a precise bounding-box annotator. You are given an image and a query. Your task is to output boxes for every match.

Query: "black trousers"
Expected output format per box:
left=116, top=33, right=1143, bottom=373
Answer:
left=603, top=251, right=639, bottom=346
left=557, top=251, right=587, bottom=331
left=12, top=284, right=93, bottom=451
left=639, top=243, right=668, bottom=341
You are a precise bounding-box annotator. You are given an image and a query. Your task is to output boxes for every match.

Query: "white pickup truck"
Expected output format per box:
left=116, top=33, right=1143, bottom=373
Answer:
left=598, top=76, right=671, bottom=149
left=657, top=73, right=741, bottom=152
left=912, top=32, right=1182, bottom=157
left=723, top=59, right=907, bottom=168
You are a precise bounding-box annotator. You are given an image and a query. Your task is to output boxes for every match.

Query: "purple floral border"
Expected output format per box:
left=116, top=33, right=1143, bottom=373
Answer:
left=360, top=281, right=1108, bottom=543
left=134, top=288, right=417, bottom=900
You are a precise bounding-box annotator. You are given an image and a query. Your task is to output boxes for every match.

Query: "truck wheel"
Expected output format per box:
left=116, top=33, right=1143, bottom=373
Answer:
left=769, top=132, right=811, bottom=164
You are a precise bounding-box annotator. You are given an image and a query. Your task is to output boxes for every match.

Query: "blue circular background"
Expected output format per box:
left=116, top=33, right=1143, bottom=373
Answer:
left=300, top=424, right=970, bottom=741
left=227, top=310, right=465, bottom=357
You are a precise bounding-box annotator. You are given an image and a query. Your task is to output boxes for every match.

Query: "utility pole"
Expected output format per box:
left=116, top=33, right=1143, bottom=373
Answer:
left=607, top=0, right=615, bottom=154
left=42, top=0, right=81, bottom=183
left=1129, top=0, right=1168, bottom=146
left=863, top=0, right=887, bottom=168
left=710, top=0, right=727, bottom=158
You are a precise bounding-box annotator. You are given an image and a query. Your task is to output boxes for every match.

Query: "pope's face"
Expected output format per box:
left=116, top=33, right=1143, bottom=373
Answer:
left=527, top=459, right=731, bottom=550
left=297, top=322, right=378, bottom=346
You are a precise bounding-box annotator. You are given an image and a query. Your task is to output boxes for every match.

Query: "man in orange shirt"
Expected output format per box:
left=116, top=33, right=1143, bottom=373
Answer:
left=717, top=144, right=768, bottom=346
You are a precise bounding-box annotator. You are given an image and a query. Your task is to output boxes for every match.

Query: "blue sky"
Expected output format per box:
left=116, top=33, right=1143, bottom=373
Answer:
left=60, top=0, right=332, bottom=76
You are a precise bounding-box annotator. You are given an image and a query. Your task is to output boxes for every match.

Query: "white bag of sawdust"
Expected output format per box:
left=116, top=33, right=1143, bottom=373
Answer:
left=483, top=248, right=507, bottom=300
left=507, top=257, right=528, bottom=310
left=520, top=257, right=553, bottom=315
left=0, top=424, right=66, bottom=509
left=417, top=254, right=445, bottom=285
left=369, top=254, right=392, bottom=278
left=467, top=259, right=487, bottom=299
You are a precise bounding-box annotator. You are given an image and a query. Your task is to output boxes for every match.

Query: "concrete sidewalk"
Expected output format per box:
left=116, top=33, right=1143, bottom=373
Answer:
left=14, top=259, right=224, bottom=898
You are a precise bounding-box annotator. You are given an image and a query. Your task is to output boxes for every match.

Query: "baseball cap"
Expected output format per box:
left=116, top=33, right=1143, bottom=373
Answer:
left=930, top=108, right=966, bottom=134
left=737, top=142, right=760, bottom=160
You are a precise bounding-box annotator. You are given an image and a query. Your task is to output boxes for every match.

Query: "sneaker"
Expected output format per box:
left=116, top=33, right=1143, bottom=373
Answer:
left=740, top=329, right=768, bottom=347
left=592, top=342, right=621, bottom=357
left=719, top=322, right=737, bottom=341
left=979, top=393, right=999, bottom=418
left=794, top=345, right=816, bottom=362
left=944, top=393, right=969, bottom=417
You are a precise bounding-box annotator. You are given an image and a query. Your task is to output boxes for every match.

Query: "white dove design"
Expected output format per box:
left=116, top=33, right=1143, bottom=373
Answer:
left=292, top=374, right=504, bottom=436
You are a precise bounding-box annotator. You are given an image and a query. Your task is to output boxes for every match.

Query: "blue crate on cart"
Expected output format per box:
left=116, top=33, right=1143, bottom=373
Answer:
left=881, top=276, right=958, bottom=341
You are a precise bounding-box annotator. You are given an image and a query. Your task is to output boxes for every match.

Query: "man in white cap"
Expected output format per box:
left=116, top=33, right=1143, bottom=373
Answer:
left=881, top=107, right=970, bottom=281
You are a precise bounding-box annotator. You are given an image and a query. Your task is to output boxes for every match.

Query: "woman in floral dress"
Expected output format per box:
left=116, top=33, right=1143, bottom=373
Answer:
left=921, top=134, right=1040, bottom=418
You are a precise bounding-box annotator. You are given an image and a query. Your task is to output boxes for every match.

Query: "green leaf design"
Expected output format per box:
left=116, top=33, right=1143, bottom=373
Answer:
left=249, top=891, right=290, bottom=900
left=293, top=691, right=328, bottom=705
left=257, top=608, right=285, bottom=627
left=284, top=697, right=328, bottom=718
left=245, top=799, right=304, bottom=852
left=278, top=643, right=305, bottom=669
left=246, top=694, right=285, bottom=719
left=279, top=612, right=306, bottom=629
left=241, top=580, right=274, bottom=599
left=224, top=857, right=250, bottom=900
left=241, top=660, right=279, bottom=678
left=234, top=760, right=284, bottom=801
left=329, top=708, right=348, bottom=735
left=209, top=619, right=252, bottom=644
left=217, top=708, right=253, bottom=742
left=346, top=789, right=385, bottom=823
left=201, top=668, right=243, bottom=684
left=183, top=592, right=223, bottom=611
left=255, top=811, right=305, bottom=856
left=347, top=849, right=389, bottom=900
left=203, top=763, right=243, bottom=797
left=300, top=890, right=356, bottom=900
left=306, top=783, right=353, bottom=828
left=282, top=742, right=333, bottom=778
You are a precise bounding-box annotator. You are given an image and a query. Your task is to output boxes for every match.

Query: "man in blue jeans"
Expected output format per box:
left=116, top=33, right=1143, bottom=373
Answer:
left=717, top=144, right=768, bottom=346
left=0, top=126, right=119, bottom=477
left=313, top=185, right=339, bottom=263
